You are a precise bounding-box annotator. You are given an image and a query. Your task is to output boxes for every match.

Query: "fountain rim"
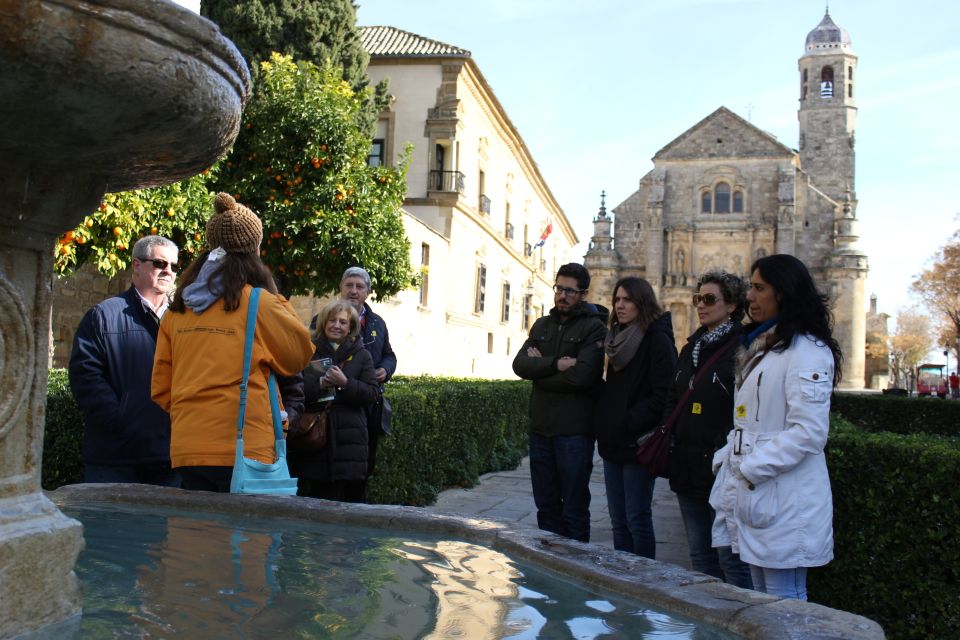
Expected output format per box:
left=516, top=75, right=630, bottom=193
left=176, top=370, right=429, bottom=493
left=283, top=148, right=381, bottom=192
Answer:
left=51, top=483, right=884, bottom=640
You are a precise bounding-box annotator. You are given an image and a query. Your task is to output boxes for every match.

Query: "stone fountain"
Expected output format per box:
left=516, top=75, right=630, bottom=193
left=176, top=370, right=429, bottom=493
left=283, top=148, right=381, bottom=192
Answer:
left=0, top=1, right=249, bottom=636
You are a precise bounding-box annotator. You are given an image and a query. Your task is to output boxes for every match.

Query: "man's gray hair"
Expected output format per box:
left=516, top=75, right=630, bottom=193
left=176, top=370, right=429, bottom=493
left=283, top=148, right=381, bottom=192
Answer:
left=341, top=266, right=371, bottom=289
left=132, top=235, right=178, bottom=260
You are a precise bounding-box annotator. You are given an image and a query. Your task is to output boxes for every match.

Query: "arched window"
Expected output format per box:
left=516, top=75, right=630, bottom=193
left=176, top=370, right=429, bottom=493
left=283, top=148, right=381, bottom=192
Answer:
left=733, top=190, right=744, bottom=213
left=802, top=69, right=808, bottom=100
left=714, top=183, right=730, bottom=213
left=701, top=191, right=712, bottom=213
left=820, top=66, right=834, bottom=98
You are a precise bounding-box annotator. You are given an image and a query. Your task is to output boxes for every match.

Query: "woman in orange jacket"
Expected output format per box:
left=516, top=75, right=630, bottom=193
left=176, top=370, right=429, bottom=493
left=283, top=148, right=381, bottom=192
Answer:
left=152, top=193, right=314, bottom=492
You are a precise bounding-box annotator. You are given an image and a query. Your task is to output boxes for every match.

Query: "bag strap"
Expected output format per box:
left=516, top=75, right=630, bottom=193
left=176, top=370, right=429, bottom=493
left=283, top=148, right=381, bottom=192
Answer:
left=237, top=288, right=262, bottom=440
left=662, top=337, right=739, bottom=431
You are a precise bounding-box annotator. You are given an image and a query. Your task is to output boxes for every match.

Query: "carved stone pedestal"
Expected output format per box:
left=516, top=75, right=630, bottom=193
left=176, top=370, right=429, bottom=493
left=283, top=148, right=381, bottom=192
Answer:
left=0, top=1, right=250, bottom=636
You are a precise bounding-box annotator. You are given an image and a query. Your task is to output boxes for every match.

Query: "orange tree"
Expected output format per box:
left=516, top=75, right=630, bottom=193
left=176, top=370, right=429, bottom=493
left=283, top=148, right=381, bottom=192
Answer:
left=54, top=172, right=213, bottom=277
left=213, top=53, right=414, bottom=298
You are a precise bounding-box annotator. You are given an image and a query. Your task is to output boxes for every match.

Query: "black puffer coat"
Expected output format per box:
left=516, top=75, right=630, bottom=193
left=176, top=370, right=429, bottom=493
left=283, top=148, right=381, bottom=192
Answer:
left=666, top=325, right=741, bottom=501
left=289, top=336, right=379, bottom=482
left=594, top=313, right=677, bottom=464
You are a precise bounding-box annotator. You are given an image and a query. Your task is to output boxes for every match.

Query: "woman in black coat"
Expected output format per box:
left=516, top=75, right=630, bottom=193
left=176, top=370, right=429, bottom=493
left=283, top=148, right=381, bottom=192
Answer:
left=289, top=300, right=379, bottom=502
left=665, top=270, right=752, bottom=588
left=594, top=277, right=677, bottom=558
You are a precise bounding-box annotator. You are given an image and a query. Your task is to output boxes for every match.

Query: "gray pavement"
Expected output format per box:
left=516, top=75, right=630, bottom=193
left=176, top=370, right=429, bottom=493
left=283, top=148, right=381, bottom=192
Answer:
left=425, top=451, right=692, bottom=571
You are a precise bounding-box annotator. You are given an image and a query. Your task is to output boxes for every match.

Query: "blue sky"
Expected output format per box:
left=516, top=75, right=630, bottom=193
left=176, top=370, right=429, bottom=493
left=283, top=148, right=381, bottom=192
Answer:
left=176, top=0, right=959, bottom=323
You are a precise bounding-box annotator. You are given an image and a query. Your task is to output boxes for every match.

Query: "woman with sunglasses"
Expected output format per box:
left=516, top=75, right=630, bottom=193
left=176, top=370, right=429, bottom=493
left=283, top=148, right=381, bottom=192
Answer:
left=709, top=254, right=842, bottom=600
left=665, top=270, right=752, bottom=588
left=593, top=277, right=676, bottom=558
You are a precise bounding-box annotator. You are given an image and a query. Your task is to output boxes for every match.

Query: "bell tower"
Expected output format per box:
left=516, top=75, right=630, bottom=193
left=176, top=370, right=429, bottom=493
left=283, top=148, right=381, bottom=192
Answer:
left=799, top=9, right=867, bottom=389
left=798, top=9, right=858, bottom=201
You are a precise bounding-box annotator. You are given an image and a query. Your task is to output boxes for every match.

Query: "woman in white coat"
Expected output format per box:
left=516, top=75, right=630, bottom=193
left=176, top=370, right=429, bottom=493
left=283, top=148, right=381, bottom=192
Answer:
left=709, top=254, right=842, bottom=600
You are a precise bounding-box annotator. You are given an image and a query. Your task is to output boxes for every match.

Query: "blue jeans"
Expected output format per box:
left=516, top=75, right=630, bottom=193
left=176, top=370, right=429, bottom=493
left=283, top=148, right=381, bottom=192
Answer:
left=676, top=493, right=753, bottom=589
left=750, top=566, right=808, bottom=600
left=84, top=462, right=181, bottom=487
left=528, top=433, right=594, bottom=543
left=603, top=460, right=656, bottom=558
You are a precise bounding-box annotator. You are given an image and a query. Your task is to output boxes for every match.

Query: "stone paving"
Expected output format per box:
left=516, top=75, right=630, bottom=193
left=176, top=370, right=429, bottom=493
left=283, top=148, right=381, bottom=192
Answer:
left=425, top=451, right=692, bottom=571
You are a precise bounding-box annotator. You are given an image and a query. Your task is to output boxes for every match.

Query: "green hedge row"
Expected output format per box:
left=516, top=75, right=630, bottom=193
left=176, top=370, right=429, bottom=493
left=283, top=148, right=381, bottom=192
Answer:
left=831, top=392, right=960, bottom=436
left=42, top=369, right=530, bottom=507
left=812, top=416, right=960, bottom=640
left=368, top=376, right=530, bottom=505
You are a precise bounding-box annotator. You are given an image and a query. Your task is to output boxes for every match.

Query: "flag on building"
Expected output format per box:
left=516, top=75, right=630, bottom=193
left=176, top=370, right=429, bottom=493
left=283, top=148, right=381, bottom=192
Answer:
left=533, top=220, right=553, bottom=249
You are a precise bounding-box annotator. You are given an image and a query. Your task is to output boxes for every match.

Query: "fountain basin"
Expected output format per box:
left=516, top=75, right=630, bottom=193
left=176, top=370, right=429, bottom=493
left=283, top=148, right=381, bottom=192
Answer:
left=0, top=0, right=250, bottom=194
left=51, top=484, right=885, bottom=639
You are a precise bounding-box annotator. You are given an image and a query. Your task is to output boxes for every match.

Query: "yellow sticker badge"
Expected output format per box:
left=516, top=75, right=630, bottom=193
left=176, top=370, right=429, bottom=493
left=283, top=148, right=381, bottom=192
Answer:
left=691, top=402, right=702, bottom=415
left=735, top=404, right=747, bottom=419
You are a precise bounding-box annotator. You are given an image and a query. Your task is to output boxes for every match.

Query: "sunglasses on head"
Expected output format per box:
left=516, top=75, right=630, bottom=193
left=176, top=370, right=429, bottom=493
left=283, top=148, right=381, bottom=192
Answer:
left=692, top=293, right=721, bottom=306
left=137, top=257, right=178, bottom=272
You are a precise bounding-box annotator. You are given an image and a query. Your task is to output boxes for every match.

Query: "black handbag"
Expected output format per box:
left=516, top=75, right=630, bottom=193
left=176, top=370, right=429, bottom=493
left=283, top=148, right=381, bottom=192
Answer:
left=636, top=338, right=738, bottom=477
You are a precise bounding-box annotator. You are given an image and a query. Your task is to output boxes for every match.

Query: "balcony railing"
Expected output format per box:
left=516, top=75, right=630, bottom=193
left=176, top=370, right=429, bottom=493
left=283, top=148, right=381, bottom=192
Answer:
left=504, top=222, right=514, bottom=240
left=428, top=170, right=465, bottom=193
left=479, top=194, right=492, bottom=215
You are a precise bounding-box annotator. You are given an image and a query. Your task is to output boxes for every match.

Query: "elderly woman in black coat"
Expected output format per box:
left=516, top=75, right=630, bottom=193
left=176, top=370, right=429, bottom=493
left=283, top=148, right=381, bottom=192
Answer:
left=289, top=299, right=379, bottom=502
left=666, top=270, right=752, bottom=588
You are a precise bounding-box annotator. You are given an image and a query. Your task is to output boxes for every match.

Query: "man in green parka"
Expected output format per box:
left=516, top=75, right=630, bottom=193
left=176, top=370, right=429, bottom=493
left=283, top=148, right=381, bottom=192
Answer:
left=513, top=263, right=606, bottom=542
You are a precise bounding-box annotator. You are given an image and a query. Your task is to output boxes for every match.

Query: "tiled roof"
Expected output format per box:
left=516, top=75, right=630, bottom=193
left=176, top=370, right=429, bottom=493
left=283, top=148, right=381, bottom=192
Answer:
left=359, top=26, right=470, bottom=58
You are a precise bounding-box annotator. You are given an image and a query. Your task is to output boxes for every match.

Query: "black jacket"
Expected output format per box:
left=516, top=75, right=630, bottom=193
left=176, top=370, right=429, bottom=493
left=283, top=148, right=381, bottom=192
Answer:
left=594, top=312, right=677, bottom=464
left=359, top=302, right=397, bottom=382
left=513, top=303, right=607, bottom=438
left=290, top=336, right=379, bottom=482
left=666, top=325, right=741, bottom=500
left=68, top=286, right=171, bottom=465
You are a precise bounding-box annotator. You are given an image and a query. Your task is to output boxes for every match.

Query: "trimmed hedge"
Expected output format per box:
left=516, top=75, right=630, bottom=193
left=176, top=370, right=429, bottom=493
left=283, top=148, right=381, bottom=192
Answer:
left=368, top=376, right=530, bottom=505
left=41, top=370, right=530, bottom=506
left=43, top=369, right=86, bottom=490
left=832, top=392, right=960, bottom=436
left=812, top=416, right=960, bottom=640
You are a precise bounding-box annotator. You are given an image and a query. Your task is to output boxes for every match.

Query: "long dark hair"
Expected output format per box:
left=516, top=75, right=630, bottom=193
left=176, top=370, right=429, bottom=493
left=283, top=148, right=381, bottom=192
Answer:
left=750, top=254, right=843, bottom=384
left=170, top=250, right=277, bottom=313
left=609, top=276, right=662, bottom=331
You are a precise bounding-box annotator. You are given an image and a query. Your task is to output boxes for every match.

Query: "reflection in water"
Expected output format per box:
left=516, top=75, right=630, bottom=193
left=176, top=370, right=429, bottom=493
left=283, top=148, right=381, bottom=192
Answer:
left=67, top=504, right=731, bottom=639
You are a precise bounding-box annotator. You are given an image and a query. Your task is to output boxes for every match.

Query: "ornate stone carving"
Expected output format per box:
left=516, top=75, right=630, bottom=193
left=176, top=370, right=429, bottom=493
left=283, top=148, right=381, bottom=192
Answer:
left=0, top=270, right=34, bottom=440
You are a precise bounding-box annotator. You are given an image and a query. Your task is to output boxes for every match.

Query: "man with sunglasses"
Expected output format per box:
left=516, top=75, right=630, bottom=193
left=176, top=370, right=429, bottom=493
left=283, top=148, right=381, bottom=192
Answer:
left=69, top=234, right=181, bottom=486
left=513, top=263, right=607, bottom=542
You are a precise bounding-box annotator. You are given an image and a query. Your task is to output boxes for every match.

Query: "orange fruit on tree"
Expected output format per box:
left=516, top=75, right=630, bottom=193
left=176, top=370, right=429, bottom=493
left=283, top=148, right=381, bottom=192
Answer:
left=112, top=226, right=123, bottom=237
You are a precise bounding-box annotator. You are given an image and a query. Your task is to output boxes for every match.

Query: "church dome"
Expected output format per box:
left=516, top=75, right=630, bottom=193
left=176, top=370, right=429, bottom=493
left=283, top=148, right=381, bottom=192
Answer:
left=804, top=11, right=853, bottom=54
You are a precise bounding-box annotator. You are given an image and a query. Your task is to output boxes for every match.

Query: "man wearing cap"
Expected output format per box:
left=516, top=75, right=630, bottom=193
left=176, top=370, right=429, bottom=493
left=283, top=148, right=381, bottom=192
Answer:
left=69, top=234, right=182, bottom=485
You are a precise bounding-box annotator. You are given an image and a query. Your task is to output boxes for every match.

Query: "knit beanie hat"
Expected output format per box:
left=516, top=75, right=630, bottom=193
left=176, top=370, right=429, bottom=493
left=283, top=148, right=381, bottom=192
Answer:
left=206, top=192, right=262, bottom=254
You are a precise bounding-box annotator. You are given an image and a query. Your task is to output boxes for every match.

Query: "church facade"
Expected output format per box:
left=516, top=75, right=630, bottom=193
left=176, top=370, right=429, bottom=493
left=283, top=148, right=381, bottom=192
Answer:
left=585, top=11, right=867, bottom=389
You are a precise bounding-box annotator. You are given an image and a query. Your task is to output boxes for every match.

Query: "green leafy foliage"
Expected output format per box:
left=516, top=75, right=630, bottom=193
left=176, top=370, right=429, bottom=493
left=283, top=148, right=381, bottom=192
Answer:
left=812, top=417, right=960, bottom=639
left=831, top=392, right=960, bottom=436
left=200, top=0, right=389, bottom=136
left=213, top=54, right=415, bottom=298
left=53, top=173, right=215, bottom=277
left=42, top=369, right=85, bottom=490
left=368, top=377, right=531, bottom=506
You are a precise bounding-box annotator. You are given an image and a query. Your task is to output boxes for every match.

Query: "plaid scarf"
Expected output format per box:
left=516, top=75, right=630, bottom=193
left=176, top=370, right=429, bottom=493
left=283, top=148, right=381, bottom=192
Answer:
left=692, top=320, right=734, bottom=368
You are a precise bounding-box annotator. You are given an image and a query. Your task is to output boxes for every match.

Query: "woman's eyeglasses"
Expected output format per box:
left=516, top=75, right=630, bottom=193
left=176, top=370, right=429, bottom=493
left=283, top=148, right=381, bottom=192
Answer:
left=692, top=293, right=721, bottom=306
left=137, top=257, right=178, bottom=272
